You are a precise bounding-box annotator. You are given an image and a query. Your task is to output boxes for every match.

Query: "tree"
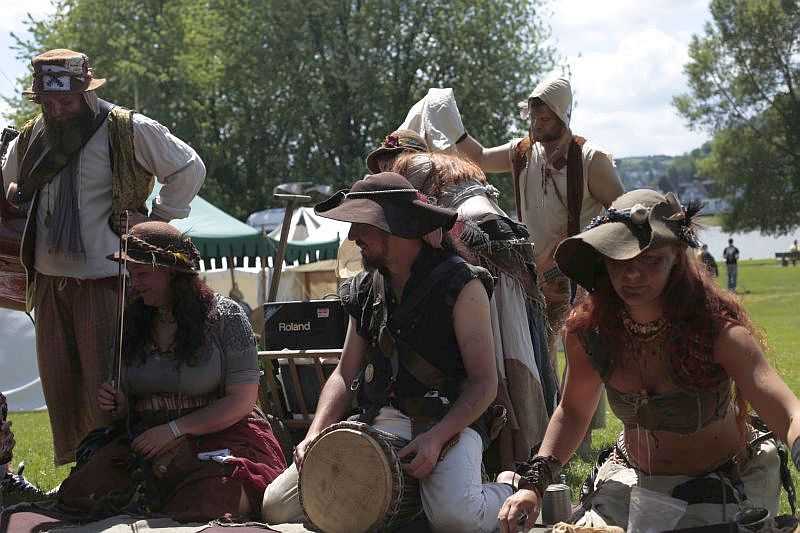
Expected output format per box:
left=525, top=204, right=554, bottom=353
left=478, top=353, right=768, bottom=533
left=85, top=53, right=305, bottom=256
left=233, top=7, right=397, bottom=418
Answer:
left=6, top=0, right=554, bottom=218
left=673, top=0, right=800, bottom=234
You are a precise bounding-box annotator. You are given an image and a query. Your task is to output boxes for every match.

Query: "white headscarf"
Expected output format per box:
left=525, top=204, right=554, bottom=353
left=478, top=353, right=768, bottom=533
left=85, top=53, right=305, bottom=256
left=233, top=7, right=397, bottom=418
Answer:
left=518, top=76, right=573, bottom=127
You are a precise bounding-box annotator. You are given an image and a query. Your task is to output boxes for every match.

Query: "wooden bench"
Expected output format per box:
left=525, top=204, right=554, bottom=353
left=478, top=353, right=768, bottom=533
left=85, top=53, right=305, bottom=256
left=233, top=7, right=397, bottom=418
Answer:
left=259, top=348, right=341, bottom=432
left=775, top=251, right=799, bottom=265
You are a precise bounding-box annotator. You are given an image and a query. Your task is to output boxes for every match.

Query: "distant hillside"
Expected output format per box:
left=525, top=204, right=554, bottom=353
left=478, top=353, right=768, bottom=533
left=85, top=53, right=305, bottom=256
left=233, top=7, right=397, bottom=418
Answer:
left=614, top=144, right=728, bottom=214
left=615, top=155, right=675, bottom=191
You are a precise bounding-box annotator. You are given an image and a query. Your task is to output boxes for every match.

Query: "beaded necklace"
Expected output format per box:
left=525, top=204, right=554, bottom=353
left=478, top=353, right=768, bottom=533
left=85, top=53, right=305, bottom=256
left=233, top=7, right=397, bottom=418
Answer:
left=621, top=308, right=670, bottom=371
left=620, top=307, right=672, bottom=471
left=621, top=308, right=668, bottom=341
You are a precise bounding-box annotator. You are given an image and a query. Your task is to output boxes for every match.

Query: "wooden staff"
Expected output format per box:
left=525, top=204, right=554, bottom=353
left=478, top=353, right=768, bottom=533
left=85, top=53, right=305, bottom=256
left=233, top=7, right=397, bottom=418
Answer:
left=111, top=211, right=130, bottom=394
left=267, top=193, right=311, bottom=303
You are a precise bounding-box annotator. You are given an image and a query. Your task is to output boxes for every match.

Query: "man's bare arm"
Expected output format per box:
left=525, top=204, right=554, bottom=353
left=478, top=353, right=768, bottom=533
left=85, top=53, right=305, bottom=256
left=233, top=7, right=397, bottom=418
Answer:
left=587, top=152, right=624, bottom=208
left=456, top=135, right=514, bottom=174
left=308, top=318, right=366, bottom=435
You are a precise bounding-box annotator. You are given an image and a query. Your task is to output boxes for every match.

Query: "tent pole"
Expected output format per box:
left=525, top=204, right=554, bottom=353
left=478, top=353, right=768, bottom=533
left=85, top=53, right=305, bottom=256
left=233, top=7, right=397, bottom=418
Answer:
left=267, top=194, right=311, bottom=303
left=228, top=256, right=236, bottom=287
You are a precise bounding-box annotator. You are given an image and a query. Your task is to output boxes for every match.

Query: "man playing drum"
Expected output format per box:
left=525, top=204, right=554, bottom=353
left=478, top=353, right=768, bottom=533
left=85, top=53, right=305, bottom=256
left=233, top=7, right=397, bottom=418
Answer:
left=1, top=49, right=205, bottom=467
left=262, top=172, right=514, bottom=532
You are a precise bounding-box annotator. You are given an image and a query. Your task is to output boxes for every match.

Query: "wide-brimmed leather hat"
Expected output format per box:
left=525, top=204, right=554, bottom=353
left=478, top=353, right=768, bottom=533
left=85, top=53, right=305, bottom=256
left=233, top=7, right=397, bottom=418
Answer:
left=23, top=49, right=106, bottom=96
left=108, top=221, right=201, bottom=273
left=365, top=129, right=429, bottom=174
left=554, top=189, right=701, bottom=292
left=315, top=172, right=456, bottom=239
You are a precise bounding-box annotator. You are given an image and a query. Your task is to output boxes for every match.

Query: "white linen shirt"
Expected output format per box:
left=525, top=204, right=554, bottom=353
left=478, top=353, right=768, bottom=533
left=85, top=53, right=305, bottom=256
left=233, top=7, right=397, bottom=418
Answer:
left=510, top=138, right=619, bottom=272
left=2, top=112, right=205, bottom=279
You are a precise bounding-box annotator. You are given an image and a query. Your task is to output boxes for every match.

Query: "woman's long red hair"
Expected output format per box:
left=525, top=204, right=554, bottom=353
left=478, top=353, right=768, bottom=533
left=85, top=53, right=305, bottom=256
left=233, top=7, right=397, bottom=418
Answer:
left=566, top=245, right=763, bottom=431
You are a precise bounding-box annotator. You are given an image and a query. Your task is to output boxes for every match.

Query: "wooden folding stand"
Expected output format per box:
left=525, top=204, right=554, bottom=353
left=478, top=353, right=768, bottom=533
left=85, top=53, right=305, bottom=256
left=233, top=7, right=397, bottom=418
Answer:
left=258, top=348, right=341, bottom=431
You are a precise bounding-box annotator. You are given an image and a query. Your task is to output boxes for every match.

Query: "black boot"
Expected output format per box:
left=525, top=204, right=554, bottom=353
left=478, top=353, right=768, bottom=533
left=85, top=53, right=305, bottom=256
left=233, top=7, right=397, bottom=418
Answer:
left=0, top=462, right=52, bottom=509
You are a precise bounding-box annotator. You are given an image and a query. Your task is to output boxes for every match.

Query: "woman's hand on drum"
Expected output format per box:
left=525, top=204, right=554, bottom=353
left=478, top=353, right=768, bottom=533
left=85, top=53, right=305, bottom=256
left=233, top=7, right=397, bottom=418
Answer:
left=131, top=424, right=177, bottom=459
left=498, top=488, right=540, bottom=533
left=97, top=382, right=127, bottom=415
left=398, top=430, right=444, bottom=479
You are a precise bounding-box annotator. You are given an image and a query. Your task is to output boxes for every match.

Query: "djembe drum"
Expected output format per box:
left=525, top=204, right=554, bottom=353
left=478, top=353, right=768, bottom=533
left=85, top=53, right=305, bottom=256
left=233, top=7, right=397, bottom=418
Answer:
left=299, top=421, right=424, bottom=533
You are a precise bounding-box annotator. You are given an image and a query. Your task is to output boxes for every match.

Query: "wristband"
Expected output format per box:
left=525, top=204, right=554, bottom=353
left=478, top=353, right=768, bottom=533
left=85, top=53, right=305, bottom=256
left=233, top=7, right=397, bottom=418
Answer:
left=515, top=455, right=562, bottom=497
left=455, top=130, right=469, bottom=144
left=168, top=420, right=182, bottom=439
left=792, top=437, right=800, bottom=470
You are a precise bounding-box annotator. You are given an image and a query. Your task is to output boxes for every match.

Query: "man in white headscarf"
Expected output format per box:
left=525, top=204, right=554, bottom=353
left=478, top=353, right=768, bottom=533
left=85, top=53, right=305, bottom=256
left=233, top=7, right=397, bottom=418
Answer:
left=402, top=79, right=624, bottom=384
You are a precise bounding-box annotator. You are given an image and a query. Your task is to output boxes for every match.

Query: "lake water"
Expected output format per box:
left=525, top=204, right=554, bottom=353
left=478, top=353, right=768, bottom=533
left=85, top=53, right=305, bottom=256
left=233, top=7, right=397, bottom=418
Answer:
left=698, top=225, right=799, bottom=260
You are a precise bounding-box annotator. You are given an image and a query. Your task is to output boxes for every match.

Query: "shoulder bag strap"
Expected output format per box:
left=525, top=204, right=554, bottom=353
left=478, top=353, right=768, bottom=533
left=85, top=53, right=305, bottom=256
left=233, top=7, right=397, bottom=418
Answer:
left=566, top=139, right=584, bottom=237
left=511, top=138, right=531, bottom=222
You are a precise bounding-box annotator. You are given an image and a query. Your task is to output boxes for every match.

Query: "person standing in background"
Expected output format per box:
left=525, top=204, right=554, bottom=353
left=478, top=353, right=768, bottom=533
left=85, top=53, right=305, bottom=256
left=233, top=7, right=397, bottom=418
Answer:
left=722, top=238, right=740, bottom=291
left=698, top=244, right=718, bottom=277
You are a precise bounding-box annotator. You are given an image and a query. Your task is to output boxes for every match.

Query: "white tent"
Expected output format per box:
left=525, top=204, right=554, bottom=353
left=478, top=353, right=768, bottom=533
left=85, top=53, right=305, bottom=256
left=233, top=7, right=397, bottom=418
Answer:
left=266, top=207, right=350, bottom=247
left=0, top=309, right=45, bottom=412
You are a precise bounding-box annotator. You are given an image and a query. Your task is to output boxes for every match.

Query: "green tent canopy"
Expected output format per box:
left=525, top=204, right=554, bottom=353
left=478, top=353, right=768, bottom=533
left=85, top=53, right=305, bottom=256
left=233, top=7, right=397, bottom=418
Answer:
left=147, top=185, right=341, bottom=266
left=277, top=239, right=339, bottom=264
left=147, top=183, right=274, bottom=263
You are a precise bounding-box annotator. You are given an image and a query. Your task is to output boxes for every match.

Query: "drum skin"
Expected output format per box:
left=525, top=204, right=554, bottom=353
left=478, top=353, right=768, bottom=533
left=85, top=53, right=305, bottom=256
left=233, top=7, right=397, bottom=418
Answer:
left=299, top=421, right=423, bottom=533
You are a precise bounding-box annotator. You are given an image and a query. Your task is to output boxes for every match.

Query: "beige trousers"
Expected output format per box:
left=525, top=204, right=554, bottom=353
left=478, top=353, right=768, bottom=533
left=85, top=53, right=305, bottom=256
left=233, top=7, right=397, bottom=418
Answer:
left=576, top=438, right=781, bottom=529
left=262, top=407, right=513, bottom=533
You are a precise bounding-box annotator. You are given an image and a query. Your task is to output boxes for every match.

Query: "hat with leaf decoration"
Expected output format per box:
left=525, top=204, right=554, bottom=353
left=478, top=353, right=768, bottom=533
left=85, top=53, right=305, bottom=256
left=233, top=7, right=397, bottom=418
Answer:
left=108, top=221, right=201, bottom=273
left=554, top=189, right=702, bottom=291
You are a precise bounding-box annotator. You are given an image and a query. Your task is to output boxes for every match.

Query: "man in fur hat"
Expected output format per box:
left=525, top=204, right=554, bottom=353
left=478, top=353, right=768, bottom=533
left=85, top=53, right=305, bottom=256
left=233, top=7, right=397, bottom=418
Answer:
left=1, top=49, right=205, bottom=470
left=262, top=172, right=514, bottom=531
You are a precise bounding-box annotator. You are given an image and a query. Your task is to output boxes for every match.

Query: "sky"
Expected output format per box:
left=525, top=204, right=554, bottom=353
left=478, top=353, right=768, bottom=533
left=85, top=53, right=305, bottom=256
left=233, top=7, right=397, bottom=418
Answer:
left=0, top=0, right=712, bottom=158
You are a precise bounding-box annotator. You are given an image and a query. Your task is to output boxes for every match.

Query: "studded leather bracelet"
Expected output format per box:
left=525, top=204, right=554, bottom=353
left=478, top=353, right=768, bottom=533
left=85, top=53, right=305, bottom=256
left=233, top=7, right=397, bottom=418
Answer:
left=514, top=455, right=562, bottom=498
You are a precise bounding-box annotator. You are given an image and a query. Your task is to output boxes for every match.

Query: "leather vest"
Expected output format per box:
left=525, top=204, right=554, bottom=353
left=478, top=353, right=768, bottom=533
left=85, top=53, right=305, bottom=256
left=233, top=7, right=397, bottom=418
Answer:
left=339, top=248, right=493, bottom=428
left=14, top=104, right=155, bottom=310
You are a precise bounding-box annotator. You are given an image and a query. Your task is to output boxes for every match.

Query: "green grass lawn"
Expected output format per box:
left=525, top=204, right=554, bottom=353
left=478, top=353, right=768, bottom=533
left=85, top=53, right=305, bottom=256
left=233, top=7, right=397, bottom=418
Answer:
left=698, top=214, right=725, bottom=227
left=7, top=260, right=800, bottom=511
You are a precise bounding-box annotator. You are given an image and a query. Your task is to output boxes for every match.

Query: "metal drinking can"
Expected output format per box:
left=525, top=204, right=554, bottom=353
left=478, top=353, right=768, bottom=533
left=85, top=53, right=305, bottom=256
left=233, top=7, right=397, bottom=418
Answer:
left=541, top=483, right=572, bottom=525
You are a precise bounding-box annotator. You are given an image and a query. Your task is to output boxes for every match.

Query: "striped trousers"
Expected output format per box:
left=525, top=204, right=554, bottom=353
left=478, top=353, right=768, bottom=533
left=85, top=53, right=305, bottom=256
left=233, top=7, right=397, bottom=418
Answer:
left=34, top=274, right=116, bottom=465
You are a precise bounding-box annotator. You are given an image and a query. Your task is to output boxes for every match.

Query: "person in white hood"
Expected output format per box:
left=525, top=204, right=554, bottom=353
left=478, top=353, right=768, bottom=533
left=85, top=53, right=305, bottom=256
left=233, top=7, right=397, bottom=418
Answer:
left=454, top=76, right=624, bottom=377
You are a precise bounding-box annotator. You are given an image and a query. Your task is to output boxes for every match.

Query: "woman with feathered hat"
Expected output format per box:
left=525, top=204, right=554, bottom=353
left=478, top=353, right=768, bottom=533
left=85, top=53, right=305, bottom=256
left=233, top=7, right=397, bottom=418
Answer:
left=498, top=190, right=800, bottom=531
